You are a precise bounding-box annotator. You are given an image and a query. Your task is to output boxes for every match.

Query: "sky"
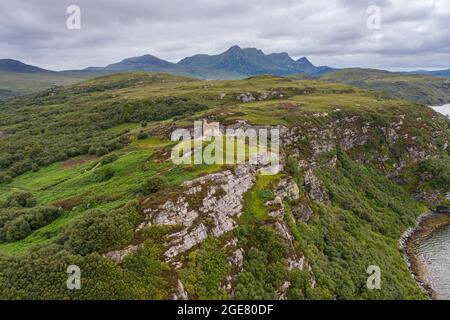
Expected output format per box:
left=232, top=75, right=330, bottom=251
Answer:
left=0, top=0, right=449, bottom=71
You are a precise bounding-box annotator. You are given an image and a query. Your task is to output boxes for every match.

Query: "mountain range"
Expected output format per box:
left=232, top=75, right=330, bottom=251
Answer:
left=1, top=46, right=335, bottom=80
left=1, top=45, right=450, bottom=104
left=2, top=45, right=450, bottom=80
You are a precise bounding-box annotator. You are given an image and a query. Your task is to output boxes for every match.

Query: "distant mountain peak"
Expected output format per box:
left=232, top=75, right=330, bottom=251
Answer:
left=104, top=54, right=176, bottom=71
left=296, top=57, right=313, bottom=66
left=227, top=45, right=242, bottom=51
left=0, top=59, right=52, bottom=73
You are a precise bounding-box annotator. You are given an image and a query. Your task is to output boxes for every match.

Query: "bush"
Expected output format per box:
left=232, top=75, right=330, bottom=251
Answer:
left=2, top=216, right=31, bottom=242
left=5, top=191, right=37, bottom=208
left=141, top=177, right=167, bottom=195
left=91, top=167, right=115, bottom=182
left=95, top=147, right=108, bottom=156
left=137, top=131, right=149, bottom=140
left=100, top=154, right=119, bottom=166
left=0, top=173, right=13, bottom=184
left=28, top=206, right=60, bottom=230
left=88, top=146, right=97, bottom=155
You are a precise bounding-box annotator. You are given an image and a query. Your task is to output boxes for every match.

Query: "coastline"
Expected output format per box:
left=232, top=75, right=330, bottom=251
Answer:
left=400, top=211, right=450, bottom=300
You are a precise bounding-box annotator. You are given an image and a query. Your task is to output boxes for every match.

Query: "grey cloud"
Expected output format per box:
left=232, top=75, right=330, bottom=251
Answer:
left=0, top=0, right=449, bottom=70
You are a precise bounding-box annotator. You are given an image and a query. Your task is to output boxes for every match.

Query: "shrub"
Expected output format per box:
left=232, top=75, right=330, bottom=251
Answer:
left=141, top=177, right=167, bottom=195
left=137, top=131, right=149, bottom=140
left=0, top=173, right=13, bottom=184
left=99, top=154, right=119, bottom=166
left=5, top=191, right=37, bottom=208
left=91, top=167, right=115, bottom=182
left=95, top=147, right=108, bottom=156
left=3, top=216, right=31, bottom=242
left=28, top=206, right=60, bottom=230
left=88, top=146, right=97, bottom=155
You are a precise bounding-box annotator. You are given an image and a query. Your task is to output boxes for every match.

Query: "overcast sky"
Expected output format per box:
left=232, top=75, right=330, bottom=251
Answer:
left=1, top=0, right=449, bottom=71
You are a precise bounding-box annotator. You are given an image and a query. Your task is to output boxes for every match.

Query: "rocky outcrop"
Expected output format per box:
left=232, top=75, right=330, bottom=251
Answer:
left=103, top=244, right=143, bottom=263
left=236, top=93, right=256, bottom=103
left=276, top=281, right=291, bottom=300
left=263, top=177, right=316, bottom=298
left=274, top=177, right=300, bottom=201
left=221, top=238, right=245, bottom=296
left=139, top=164, right=257, bottom=262
left=304, top=169, right=329, bottom=203
left=172, top=280, right=189, bottom=300
left=292, top=203, right=314, bottom=223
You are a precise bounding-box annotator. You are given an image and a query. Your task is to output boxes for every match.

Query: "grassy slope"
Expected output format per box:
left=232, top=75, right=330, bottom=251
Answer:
left=0, top=135, right=222, bottom=254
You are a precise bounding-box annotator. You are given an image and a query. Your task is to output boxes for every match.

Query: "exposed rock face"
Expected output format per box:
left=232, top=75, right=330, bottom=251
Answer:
left=235, top=91, right=285, bottom=103
left=103, top=244, right=143, bottom=263
left=287, top=256, right=305, bottom=271
left=140, top=164, right=257, bottom=261
left=221, top=239, right=245, bottom=297
left=236, top=93, right=256, bottom=103
left=165, top=223, right=209, bottom=259
left=304, top=169, right=329, bottom=203
left=277, top=281, right=291, bottom=300
left=280, top=113, right=448, bottom=177
left=143, top=197, right=198, bottom=228
left=292, top=203, right=314, bottom=223
left=172, top=280, right=188, bottom=300
left=274, top=177, right=300, bottom=201
left=412, top=190, right=442, bottom=206
left=261, top=177, right=316, bottom=296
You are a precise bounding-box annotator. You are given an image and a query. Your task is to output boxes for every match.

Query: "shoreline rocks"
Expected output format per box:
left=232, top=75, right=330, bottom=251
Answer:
left=400, top=211, right=450, bottom=300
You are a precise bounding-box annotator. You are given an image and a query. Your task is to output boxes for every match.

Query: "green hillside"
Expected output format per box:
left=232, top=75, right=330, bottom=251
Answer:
left=0, top=72, right=89, bottom=99
left=319, top=68, right=450, bottom=105
left=0, top=73, right=448, bottom=299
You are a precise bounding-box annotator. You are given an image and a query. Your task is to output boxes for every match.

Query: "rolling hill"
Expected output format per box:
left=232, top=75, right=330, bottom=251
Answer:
left=319, top=68, right=450, bottom=105
left=405, top=69, right=450, bottom=78
left=0, top=71, right=90, bottom=99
